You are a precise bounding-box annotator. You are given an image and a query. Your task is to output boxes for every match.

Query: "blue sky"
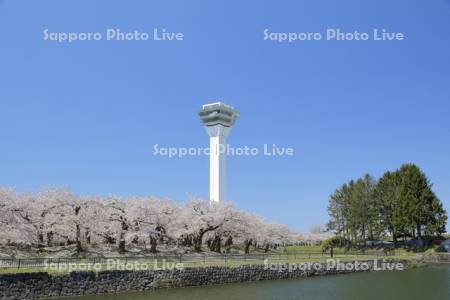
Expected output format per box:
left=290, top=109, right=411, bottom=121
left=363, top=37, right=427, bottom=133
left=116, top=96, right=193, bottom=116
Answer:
left=0, top=0, right=449, bottom=232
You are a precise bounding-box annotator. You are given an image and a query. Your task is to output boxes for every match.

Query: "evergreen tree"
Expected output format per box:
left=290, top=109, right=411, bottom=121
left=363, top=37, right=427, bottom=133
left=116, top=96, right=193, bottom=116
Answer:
left=327, top=164, right=447, bottom=249
left=397, top=164, right=447, bottom=242
left=373, top=171, right=405, bottom=246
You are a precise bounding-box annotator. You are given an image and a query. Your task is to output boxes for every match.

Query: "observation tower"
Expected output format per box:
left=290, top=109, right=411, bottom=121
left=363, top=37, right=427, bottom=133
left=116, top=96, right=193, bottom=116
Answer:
left=198, top=102, right=239, bottom=203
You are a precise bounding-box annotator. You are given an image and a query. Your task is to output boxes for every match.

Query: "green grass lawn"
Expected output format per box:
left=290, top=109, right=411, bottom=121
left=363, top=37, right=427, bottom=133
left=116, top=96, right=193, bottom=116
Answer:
left=0, top=244, right=418, bottom=275
left=0, top=251, right=417, bottom=275
left=284, top=245, right=324, bottom=253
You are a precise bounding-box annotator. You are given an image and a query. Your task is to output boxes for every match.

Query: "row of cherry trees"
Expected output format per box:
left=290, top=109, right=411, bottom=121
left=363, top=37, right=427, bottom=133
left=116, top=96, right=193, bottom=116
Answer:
left=0, top=187, right=303, bottom=254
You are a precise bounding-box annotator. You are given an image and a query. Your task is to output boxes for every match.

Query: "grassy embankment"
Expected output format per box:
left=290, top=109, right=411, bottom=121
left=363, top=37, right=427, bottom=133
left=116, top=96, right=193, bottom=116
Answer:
left=0, top=246, right=417, bottom=274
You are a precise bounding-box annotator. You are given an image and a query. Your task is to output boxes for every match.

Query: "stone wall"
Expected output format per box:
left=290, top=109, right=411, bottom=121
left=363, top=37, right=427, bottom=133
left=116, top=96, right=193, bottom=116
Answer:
left=419, top=252, right=450, bottom=263
left=0, top=259, right=409, bottom=300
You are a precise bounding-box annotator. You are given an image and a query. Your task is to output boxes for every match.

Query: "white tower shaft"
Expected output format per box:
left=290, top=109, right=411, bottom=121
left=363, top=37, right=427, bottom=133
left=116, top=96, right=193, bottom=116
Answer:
left=206, top=125, right=230, bottom=203
left=209, top=135, right=226, bottom=203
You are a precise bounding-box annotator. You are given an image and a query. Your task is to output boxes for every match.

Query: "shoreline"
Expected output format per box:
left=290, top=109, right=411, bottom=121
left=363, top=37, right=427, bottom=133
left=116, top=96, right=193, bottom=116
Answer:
left=0, top=259, right=414, bottom=300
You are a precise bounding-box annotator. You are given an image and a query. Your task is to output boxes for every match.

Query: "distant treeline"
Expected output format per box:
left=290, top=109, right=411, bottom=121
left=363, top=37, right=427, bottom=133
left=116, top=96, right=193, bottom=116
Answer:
left=327, top=164, right=447, bottom=247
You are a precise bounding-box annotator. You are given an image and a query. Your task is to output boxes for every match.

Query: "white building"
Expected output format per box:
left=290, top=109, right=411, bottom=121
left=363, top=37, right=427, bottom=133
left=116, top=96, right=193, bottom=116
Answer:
left=198, top=102, right=239, bottom=203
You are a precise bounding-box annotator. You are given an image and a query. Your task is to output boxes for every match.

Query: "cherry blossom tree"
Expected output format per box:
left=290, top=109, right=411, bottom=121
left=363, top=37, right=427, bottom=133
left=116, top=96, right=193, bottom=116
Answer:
left=176, top=199, right=236, bottom=252
left=126, top=197, right=181, bottom=252
left=0, top=187, right=305, bottom=254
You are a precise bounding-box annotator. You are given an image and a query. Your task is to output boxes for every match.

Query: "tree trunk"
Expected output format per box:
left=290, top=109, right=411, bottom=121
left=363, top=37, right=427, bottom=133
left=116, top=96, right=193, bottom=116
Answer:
left=194, top=226, right=220, bottom=252
left=149, top=236, right=158, bottom=253
left=193, top=233, right=204, bottom=252
left=38, top=233, right=44, bottom=244
left=117, top=219, right=129, bottom=254
left=211, top=235, right=221, bottom=253
left=46, top=231, right=53, bottom=247
left=182, top=234, right=193, bottom=247
left=207, top=239, right=213, bottom=250
left=118, top=241, right=126, bottom=254
left=85, top=230, right=91, bottom=244
left=75, top=224, right=83, bottom=253
left=224, top=236, right=233, bottom=253
left=393, top=230, right=398, bottom=248
left=416, top=224, right=422, bottom=239
left=244, top=239, right=252, bottom=255
left=416, top=224, right=423, bottom=249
